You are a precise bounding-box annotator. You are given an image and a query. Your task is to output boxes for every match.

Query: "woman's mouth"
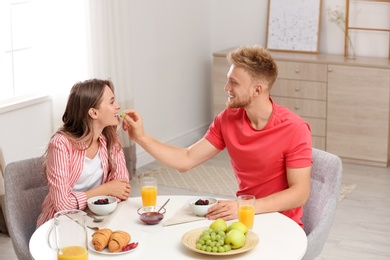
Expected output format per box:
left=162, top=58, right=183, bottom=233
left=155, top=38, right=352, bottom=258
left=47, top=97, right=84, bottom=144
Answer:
left=115, top=112, right=126, bottom=119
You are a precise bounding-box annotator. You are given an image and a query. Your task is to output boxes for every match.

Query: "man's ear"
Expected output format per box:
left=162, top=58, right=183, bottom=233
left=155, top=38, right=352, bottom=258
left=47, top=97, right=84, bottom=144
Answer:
left=254, top=84, right=263, bottom=96
left=88, top=108, right=98, bottom=119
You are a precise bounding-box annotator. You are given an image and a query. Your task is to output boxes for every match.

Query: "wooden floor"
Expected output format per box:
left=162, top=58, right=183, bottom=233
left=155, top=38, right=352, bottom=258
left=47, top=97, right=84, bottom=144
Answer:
left=1, top=150, right=389, bottom=259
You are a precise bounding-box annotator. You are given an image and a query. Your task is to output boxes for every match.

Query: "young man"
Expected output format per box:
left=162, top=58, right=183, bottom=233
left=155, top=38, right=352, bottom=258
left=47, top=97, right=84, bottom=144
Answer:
left=123, top=45, right=312, bottom=227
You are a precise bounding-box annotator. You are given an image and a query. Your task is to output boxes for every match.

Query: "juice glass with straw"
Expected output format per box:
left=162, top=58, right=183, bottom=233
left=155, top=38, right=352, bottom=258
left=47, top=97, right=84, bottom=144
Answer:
left=140, top=176, right=158, bottom=207
left=238, top=195, right=255, bottom=230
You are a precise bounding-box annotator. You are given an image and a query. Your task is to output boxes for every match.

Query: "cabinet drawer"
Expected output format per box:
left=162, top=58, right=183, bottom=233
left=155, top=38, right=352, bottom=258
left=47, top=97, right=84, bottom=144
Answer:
left=303, top=117, right=326, bottom=137
left=277, top=61, right=327, bottom=82
left=272, top=79, right=326, bottom=100
left=272, top=96, right=326, bottom=118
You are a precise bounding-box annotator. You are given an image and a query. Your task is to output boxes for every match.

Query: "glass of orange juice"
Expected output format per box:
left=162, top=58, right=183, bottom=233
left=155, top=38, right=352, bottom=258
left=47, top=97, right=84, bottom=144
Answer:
left=238, top=195, right=255, bottom=230
left=140, top=176, right=158, bottom=207
left=47, top=210, right=88, bottom=260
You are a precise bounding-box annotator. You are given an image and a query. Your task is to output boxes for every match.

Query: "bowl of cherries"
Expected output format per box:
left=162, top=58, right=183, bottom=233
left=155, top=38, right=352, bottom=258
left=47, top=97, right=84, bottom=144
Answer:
left=87, top=196, right=117, bottom=216
left=188, top=197, right=218, bottom=217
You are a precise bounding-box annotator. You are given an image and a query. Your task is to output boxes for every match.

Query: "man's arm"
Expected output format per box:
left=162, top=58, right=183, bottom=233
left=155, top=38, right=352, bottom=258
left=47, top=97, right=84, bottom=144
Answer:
left=206, top=166, right=311, bottom=220
left=122, top=109, right=220, bottom=172
left=253, top=166, right=311, bottom=213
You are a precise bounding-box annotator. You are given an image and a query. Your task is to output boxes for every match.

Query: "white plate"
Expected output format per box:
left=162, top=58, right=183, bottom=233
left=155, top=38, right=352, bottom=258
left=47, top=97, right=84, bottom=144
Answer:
left=181, top=227, right=259, bottom=256
left=88, top=241, right=138, bottom=255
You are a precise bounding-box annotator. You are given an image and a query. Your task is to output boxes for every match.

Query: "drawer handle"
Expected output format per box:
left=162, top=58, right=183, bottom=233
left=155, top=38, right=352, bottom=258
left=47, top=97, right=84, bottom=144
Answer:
left=295, top=69, right=300, bottom=73
left=294, top=106, right=300, bottom=110
left=294, top=88, right=300, bottom=92
left=328, top=68, right=333, bottom=72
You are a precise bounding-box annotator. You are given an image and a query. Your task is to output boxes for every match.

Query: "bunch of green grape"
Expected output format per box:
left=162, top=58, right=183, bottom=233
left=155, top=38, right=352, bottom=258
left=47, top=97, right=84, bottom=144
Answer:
left=195, top=227, right=231, bottom=253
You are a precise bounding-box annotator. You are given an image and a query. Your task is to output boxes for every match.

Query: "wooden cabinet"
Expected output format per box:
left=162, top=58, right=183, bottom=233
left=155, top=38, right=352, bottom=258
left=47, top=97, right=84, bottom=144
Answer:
left=212, top=48, right=390, bottom=166
left=271, top=61, right=328, bottom=150
left=327, top=65, right=390, bottom=167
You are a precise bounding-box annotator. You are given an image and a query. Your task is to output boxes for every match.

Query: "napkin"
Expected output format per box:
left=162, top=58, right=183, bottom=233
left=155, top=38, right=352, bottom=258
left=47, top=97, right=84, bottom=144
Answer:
left=85, top=202, right=125, bottom=229
left=163, top=202, right=206, bottom=226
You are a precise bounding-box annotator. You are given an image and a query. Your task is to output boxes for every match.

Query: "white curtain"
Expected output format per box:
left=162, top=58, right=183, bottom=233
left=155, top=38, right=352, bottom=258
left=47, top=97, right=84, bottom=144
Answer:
left=87, top=0, right=136, bottom=177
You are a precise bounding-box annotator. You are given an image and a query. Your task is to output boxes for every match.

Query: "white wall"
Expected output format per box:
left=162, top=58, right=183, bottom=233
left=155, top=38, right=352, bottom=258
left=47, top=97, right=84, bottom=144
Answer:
left=132, top=0, right=390, bottom=167
left=1, top=0, right=388, bottom=168
left=321, top=0, right=389, bottom=57
left=210, top=0, right=266, bottom=52
left=0, top=96, right=53, bottom=164
left=129, top=0, right=213, bottom=166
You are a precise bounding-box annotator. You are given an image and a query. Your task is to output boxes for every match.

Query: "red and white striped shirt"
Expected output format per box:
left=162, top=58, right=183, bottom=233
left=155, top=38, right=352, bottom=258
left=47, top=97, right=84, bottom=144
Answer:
left=36, top=133, right=129, bottom=227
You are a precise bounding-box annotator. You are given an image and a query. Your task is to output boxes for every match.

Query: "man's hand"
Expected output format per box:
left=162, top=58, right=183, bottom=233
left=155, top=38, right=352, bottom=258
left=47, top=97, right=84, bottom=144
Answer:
left=121, top=109, right=145, bottom=143
left=205, top=200, right=238, bottom=221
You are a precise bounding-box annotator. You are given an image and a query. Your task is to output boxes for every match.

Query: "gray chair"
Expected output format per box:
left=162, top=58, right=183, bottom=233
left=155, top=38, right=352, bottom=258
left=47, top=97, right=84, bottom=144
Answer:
left=302, top=148, right=342, bottom=260
left=3, top=157, right=48, bottom=260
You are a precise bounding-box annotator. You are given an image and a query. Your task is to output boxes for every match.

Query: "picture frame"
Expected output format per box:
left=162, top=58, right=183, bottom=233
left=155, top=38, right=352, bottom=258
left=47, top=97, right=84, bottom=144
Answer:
left=266, top=0, right=322, bottom=53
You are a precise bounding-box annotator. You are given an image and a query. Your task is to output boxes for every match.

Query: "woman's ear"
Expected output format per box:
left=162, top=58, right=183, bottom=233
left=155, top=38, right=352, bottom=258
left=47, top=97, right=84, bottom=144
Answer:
left=88, top=108, right=98, bottom=119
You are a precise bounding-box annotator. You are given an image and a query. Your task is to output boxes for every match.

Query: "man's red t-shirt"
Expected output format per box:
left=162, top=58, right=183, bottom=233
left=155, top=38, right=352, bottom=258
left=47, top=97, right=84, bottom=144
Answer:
left=204, top=99, right=312, bottom=227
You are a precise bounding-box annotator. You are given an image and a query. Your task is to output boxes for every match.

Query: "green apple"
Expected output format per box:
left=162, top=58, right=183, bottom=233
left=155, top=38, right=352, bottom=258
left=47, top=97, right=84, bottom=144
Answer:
left=226, top=221, right=248, bottom=235
left=209, top=218, right=227, bottom=232
left=225, top=229, right=246, bottom=249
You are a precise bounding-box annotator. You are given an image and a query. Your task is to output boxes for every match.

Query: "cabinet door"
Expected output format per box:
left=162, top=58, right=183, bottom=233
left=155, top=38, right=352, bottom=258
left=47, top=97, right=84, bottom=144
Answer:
left=327, top=65, right=390, bottom=165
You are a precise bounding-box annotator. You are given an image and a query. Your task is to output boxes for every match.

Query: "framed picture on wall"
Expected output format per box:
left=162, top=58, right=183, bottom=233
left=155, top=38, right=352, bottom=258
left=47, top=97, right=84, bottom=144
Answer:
left=266, top=0, right=322, bottom=53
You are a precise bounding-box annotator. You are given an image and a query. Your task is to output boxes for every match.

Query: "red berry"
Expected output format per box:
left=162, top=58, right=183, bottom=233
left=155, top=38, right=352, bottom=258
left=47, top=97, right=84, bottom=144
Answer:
left=122, top=242, right=138, bottom=252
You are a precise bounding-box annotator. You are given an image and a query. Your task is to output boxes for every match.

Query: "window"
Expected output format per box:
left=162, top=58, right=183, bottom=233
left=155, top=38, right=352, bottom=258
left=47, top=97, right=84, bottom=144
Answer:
left=0, top=0, right=41, bottom=102
left=0, top=0, right=89, bottom=105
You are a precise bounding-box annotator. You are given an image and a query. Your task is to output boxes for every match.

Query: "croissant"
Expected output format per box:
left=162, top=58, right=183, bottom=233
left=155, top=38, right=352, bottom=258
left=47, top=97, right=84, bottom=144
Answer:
left=92, top=228, right=113, bottom=251
left=108, top=230, right=131, bottom=252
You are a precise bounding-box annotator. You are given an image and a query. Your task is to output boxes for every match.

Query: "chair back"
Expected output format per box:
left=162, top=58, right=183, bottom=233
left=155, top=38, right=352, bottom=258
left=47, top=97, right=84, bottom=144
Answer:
left=302, top=148, right=342, bottom=260
left=4, top=157, right=48, bottom=260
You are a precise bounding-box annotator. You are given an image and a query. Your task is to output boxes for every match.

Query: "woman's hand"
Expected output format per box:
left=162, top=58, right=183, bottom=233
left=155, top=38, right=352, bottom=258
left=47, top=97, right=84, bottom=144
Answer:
left=102, top=178, right=131, bottom=200
left=205, top=200, right=238, bottom=221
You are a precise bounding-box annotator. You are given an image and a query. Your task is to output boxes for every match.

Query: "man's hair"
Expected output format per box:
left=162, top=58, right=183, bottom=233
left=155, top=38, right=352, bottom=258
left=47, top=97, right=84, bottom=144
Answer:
left=227, top=45, right=278, bottom=87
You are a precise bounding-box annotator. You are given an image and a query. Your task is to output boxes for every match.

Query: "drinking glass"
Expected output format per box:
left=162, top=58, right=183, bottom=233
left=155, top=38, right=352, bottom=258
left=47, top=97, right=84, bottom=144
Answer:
left=238, top=195, right=255, bottom=230
left=140, top=176, right=158, bottom=207
left=47, top=209, right=88, bottom=260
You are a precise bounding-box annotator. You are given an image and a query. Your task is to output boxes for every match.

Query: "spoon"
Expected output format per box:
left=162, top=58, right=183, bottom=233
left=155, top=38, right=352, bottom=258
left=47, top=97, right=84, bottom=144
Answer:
left=158, top=198, right=170, bottom=213
left=86, top=212, right=105, bottom=223
left=87, top=226, right=100, bottom=231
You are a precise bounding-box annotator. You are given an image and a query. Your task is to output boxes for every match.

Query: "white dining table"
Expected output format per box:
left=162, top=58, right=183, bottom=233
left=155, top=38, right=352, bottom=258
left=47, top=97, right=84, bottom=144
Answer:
left=29, top=195, right=307, bottom=259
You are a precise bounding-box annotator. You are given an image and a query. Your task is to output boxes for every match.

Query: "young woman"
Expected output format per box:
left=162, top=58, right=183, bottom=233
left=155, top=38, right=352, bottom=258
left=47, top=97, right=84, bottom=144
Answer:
left=37, top=79, right=131, bottom=227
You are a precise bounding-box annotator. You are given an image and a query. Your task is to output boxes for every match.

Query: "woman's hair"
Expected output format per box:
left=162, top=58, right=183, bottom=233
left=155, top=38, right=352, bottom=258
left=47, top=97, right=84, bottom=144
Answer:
left=227, top=45, right=278, bottom=88
left=45, top=79, right=120, bottom=175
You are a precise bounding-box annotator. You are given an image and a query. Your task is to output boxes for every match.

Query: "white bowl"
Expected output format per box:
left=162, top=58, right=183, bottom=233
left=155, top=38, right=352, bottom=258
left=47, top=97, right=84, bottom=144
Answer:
left=188, top=197, right=218, bottom=217
left=87, top=196, right=117, bottom=216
